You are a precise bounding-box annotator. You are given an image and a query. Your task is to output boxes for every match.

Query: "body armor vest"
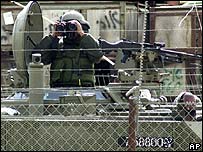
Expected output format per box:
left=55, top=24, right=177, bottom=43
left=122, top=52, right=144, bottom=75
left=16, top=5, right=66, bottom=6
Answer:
left=50, top=39, right=95, bottom=87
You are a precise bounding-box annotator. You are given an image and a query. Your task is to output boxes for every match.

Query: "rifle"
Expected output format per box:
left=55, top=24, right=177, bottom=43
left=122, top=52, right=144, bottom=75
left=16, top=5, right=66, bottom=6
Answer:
left=98, top=38, right=202, bottom=64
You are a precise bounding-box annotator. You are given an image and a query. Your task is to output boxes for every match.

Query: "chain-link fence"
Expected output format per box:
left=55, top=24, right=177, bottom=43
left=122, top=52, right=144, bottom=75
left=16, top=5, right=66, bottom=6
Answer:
left=1, top=59, right=202, bottom=151
left=1, top=61, right=202, bottom=151
left=1, top=99, right=202, bottom=151
left=1, top=1, right=202, bottom=151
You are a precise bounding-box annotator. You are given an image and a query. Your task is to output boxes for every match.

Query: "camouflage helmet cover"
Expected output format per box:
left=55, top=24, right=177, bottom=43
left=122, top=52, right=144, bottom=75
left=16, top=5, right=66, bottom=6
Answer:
left=61, top=10, right=90, bottom=29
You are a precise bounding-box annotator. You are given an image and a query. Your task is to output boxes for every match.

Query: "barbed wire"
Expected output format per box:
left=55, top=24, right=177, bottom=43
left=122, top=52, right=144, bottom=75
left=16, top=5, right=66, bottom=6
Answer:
left=1, top=67, right=202, bottom=72
left=1, top=9, right=202, bottom=16
left=1, top=85, right=202, bottom=93
left=3, top=28, right=201, bottom=33
left=2, top=47, right=202, bottom=52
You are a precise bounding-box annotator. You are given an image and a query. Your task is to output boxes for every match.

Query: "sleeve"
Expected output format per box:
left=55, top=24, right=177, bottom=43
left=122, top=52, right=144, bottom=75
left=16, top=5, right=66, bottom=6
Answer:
left=80, top=34, right=104, bottom=63
left=173, top=92, right=185, bottom=104
left=34, top=35, right=59, bottom=65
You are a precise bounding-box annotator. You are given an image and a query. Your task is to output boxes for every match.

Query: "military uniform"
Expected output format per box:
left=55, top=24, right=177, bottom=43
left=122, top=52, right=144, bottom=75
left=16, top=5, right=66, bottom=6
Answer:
left=35, top=33, right=103, bottom=87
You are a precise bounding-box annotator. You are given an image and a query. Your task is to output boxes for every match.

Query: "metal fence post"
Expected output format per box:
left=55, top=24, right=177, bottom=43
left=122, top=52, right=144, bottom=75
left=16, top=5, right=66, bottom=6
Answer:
left=128, top=96, right=137, bottom=151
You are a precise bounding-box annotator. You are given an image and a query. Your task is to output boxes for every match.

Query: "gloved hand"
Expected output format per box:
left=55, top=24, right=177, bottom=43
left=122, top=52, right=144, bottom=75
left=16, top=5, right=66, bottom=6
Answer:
left=67, top=20, right=85, bottom=37
left=52, top=21, right=66, bottom=37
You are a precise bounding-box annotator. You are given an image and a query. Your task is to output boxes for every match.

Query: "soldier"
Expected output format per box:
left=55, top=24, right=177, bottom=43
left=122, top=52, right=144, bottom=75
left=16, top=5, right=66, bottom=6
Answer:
left=34, top=10, right=104, bottom=87
left=174, top=91, right=202, bottom=121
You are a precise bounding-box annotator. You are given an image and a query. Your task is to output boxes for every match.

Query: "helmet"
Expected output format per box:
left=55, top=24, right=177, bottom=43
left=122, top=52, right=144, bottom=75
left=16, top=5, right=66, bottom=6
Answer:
left=61, top=10, right=90, bottom=29
left=182, top=92, right=196, bottom=111
left=175, top=91, right=197, bottom=121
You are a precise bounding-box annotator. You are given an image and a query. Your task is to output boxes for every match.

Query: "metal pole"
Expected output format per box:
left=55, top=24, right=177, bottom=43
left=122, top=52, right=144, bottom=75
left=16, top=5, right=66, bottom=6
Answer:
left=128, top=96, right=137, bottom=151
left=120, top=1, right=126, bottom=39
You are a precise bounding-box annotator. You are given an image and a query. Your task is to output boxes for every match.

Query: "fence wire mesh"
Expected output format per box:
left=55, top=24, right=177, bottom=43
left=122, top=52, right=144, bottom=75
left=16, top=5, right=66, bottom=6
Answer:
left=1, top=12, right=202, bottom=150
left=1, top=98, right=202, bottom=151
left=1, top=60, right=202, bottom=151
